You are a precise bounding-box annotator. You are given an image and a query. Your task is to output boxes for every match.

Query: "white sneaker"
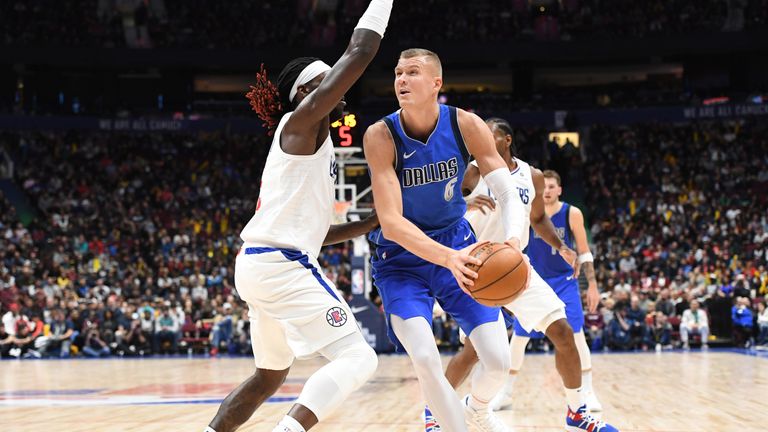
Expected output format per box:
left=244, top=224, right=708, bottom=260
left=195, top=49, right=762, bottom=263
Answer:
left=489, top=389, right=513, bottom=412
left=462, top=394, right=510, bottom=432
left=585, top=391, right=603, bottom=412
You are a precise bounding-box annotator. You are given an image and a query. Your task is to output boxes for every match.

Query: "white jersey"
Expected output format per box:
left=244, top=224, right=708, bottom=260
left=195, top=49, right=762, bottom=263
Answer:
left=240, top=112, right=337, bottom=258
left=464, top=158, right=535, bottom=248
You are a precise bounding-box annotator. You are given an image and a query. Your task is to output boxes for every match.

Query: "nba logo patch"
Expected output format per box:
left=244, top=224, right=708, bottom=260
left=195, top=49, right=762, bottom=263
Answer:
left=326, top=307, right=348, bottom=327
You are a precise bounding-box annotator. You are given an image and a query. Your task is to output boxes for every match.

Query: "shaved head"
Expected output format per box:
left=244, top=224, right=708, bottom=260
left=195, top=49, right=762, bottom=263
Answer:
left=399, top=48, right=442, bottom=77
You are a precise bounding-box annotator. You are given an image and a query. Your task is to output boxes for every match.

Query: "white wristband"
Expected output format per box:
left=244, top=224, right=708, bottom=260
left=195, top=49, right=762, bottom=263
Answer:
left=355, top=0, right=393, bottom=37
left=577, top=252, right=594, bottom=264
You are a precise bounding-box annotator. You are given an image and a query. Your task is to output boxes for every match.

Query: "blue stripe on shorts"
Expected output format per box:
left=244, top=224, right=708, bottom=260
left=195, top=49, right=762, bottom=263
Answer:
left=243, top=247, right=340, bottom=302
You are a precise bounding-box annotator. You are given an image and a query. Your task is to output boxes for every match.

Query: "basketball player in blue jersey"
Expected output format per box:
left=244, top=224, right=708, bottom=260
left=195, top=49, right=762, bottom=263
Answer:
left=203, top=2, right=392, bottom=432
left=432, top=119, right=618, bottom=432
left=364, top=48, right=531, bottom=432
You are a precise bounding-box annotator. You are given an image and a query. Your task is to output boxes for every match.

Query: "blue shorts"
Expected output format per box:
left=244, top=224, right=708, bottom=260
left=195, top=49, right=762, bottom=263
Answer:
left=371, top=219, right=501, bottom=351
left=513, top=273, right=583, bottom=338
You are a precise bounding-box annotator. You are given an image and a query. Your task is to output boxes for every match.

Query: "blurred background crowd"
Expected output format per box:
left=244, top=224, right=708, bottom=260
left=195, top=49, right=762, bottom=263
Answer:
left=1, top=0, right=767, bottom=358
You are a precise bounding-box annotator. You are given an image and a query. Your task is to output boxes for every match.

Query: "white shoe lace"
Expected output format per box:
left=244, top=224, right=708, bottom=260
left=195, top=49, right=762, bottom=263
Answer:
left=580, top=412, right=607, bottom=430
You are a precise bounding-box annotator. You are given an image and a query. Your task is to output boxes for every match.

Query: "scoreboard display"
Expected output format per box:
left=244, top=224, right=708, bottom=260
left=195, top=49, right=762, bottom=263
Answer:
left=331, top=113, right=358, bottom=147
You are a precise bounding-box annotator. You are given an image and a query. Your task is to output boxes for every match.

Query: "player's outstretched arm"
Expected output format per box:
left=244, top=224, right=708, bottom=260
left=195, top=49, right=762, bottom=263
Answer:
left=570, top=205, right=600, bottom=312
left=458, top=109, right=526, bottom=249
left=322, top=211, right=379, bottom=246
left=364, top=123, right=482, bottom=290
left=529, top=168, right=576, bottom=267
left=291, top=0, right=392, bottom=127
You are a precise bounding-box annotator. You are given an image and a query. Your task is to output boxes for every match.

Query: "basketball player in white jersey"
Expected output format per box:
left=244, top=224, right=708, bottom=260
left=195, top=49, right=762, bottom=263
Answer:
left=433, top=118, right=618, bottom=432
left=481, top=169, right=602, bottom=413
left=203, top=2, right=392, bottom=432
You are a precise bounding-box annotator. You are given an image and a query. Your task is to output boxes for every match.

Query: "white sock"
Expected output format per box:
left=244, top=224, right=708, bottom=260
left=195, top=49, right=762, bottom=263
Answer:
left=203, top=427, right=216, bottom=432
left=565, top=387, right=584, bottom=412
left=582, top=370, right=593, bottom=394
left=273, top=415, right=305, bottom=432
left=502, top=372, right=518, bottom=395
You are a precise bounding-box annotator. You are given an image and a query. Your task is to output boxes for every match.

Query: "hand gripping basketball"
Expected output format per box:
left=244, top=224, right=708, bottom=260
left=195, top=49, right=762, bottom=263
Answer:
left=445, top=241, right=488, bottom=294
left=465, top=242, right=531, bottom=307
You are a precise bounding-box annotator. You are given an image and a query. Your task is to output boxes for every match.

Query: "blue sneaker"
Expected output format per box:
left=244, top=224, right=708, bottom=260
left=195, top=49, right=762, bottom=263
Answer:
left=424, top=406, right=442, bottom=432
left=566, top=405, right=618, bottom=431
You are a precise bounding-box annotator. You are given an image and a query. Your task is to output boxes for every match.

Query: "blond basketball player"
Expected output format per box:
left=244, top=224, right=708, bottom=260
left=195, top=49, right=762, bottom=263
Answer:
left=203, top=2, right=392, bottom=432
left=433, top=118, right=618, bottom=432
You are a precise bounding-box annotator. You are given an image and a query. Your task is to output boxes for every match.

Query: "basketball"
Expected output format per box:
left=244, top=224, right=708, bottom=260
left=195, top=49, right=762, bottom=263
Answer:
left=466, top=242, right=529, bottom=307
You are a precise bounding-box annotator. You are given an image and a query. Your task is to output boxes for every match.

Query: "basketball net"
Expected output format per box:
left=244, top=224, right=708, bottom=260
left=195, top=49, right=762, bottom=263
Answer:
left=333, top=201, right=351, bottom=224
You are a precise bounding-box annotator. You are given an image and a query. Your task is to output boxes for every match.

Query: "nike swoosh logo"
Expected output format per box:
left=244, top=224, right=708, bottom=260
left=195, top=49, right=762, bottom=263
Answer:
left=351, top=306, right=369, bottom=314
left=464, top=232, right=472, bottom=241
left=403, top=150, right=416, bottom=159
left=566, top=276, right=574, bottom=281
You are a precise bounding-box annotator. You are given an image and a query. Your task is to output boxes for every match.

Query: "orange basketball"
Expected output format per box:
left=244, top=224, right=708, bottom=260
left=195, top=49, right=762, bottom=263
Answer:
left=466, top=242, right=529, bottom=307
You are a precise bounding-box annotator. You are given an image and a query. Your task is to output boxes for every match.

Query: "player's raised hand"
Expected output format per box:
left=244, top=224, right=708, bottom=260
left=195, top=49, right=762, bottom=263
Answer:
left=466, top=195, right=496, bottom=215
left=445, top=241, right=488, bottom=294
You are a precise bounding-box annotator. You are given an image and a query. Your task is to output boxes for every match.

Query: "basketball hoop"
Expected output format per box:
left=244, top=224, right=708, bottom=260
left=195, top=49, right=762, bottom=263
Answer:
left=334, top=201, right=352, bottom=224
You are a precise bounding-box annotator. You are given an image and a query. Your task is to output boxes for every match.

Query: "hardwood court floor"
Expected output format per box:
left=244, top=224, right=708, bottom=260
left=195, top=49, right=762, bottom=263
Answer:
left=0, top=350, right=765, bottom=431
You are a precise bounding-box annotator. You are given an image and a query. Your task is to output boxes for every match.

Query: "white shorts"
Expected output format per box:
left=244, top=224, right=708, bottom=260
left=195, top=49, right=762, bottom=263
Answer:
left=504, top=266, right=566, bottom=333
left=235, top=246, right=358, bottom=370
left=457, top=267, right=566, bottom=344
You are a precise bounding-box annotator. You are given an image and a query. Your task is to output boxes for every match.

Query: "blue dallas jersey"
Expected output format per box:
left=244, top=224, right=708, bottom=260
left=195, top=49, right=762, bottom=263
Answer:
left=527, top=202, right=575, bottom=279
left=369, top=104, right=470, bottom=246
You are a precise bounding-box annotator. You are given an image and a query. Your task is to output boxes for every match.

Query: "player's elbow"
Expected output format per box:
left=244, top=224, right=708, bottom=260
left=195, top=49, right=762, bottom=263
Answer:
left=530, top=214, right=546, bottom=228
left=378, top=216, right=402, bottom=242
left=380, top=223, right=398, bottom=242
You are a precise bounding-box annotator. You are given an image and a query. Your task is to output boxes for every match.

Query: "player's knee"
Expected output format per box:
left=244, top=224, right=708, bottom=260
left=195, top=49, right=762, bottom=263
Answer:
left=255, top=367, right=289, bottom=394
left=547, top=319, right=576, bottom=347
left=338, top=342, right=378, bottom=391
left=355, top=343, right=378, bottom=385
left=458, top=346, right=480, bottom=366
left=409, top=347, right=442, bottom=376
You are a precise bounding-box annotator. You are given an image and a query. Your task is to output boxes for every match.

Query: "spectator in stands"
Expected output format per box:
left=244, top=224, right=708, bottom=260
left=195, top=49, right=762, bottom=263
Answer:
left=2, top=303, right=23, bottom=336
left=233, top=307, right=251, bottom=355
left=153, top=304, right=179, bottom=354
left=9, top=318, right=38, bottom=358
left=646, top=312, right=673, bottom=351
left=82, top=322, right=111, bottom=357
left=680, top=300, right=709, bottom=350
left=707, top=288, right=734, bottom=338
left=121, top=312, right=151, bottom=356
left=584, top=306, right=605, bottom=351
left=732, top=297, right=754, bottom=347
left=209, top=302, right=233, bottom=357
left=626, top=296, right=647, bottom=347
left=45, top=308, right=75, bottom=358
left=655, top=289, right=675, bottom=317
left=607, top=302, right=633, bottom=350
left=756, top=301, right=768, bottom=347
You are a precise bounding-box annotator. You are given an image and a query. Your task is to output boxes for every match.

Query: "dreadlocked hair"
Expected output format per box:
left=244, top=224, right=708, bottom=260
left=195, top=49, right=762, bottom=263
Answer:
left=245, top=57, right=321, bottom=136
left=486, top=117, right=517, bottom=156
left=246, top=64, right=282, bottom=135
